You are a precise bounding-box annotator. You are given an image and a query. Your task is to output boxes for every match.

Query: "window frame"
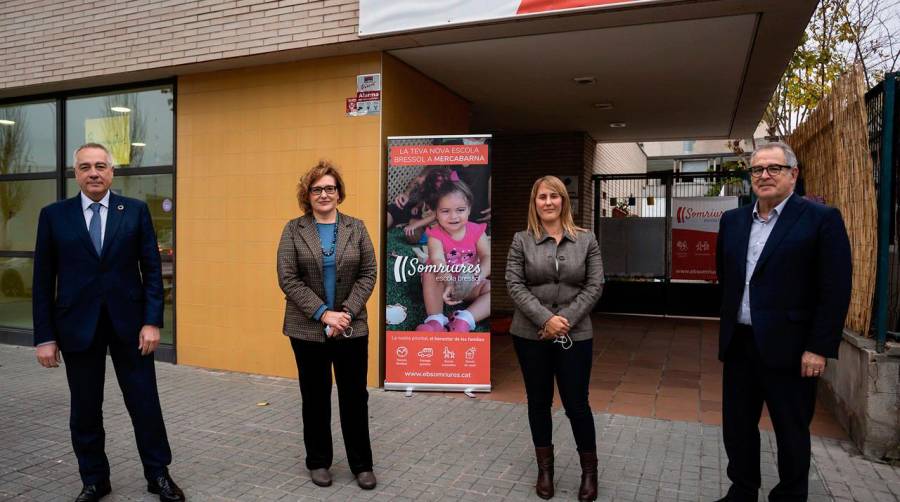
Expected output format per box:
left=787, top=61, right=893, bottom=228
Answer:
left=0, top=79, right=177, bottom=363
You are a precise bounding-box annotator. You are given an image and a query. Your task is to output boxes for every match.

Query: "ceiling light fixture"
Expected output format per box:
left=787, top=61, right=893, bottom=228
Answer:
left=0, top=119, right=14, bottom=126
left=131, top=142, right=146, bottom=147
left=593, top=103, right=614, bottom=110
left=609, top=122, right=627, bottom=128
left=573, top=76, right=596, bottom=85
left=110, top=106, right=131, bottom=113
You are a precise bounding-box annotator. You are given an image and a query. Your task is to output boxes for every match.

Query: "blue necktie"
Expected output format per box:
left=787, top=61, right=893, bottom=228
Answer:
left=88, top=202, right=102, bottom=255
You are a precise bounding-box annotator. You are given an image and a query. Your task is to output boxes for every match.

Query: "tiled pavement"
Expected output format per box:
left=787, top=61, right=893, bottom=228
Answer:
left=1, top=335, right=898, bottom=501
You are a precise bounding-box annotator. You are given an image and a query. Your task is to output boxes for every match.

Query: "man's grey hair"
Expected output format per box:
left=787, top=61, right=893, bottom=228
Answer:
left=72, top=142, right=116, bottom=169
left=749, top=141, right=798, bottom=168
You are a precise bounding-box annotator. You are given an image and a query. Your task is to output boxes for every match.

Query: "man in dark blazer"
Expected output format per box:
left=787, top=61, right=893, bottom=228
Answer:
left=33, top=143, right=185, bottom=502
left=715, top=142, right=851, bottom=501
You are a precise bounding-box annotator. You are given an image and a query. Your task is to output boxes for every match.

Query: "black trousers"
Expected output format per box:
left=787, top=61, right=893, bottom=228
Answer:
left=61, top=307, right=172, bottom=485
left=289, top=336, right=373, bottom=474
left=512, top=336, right=596, bottom=452
left=723, top=325, right=818, bottom=502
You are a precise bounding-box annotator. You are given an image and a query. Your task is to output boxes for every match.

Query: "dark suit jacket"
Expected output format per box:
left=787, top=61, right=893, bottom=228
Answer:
left=716, top=193, right=852, bottom=368
left=32, top=193, right=164, bottom=352
left=276, top=211, right=377, bottom=342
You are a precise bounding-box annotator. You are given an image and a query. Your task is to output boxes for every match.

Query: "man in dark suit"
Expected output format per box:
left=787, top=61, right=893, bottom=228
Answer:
left=715, top=142, right=851, bottom=501
left=33, top=143, right=185, bottom=502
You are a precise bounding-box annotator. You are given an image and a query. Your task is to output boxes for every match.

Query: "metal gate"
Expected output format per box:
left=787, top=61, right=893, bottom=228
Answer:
left=592, top=171, right=751, bottom=317
left=865, top=72, right=900, bottom=350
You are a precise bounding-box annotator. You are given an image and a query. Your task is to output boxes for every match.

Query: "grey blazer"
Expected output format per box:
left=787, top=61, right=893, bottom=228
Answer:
left=277, top=212, right=377, bottom=342
left=505, top=229, right=605, bottom=341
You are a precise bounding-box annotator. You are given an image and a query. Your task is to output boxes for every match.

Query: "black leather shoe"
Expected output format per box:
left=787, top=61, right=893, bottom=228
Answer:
left=356, top=470, right=377, bottom=490
left=147, top=472, right=185, bottom=502
left=310, top=468, right=332, bottom=487
left=74, top=480, right=111, bottom=502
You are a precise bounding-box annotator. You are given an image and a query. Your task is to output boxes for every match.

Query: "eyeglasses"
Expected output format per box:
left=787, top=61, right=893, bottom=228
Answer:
left=749, top=164, right=793, bottom=177
left=310, top=185, right=337, bottom=196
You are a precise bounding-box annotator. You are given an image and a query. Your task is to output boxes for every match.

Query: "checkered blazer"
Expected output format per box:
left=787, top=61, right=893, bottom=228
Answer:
left=277, top=212, right=376, bottom=342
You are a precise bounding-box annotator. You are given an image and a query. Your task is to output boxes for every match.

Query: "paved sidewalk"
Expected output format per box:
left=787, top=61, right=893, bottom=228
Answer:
left=1, top=344, right=897, bottom=501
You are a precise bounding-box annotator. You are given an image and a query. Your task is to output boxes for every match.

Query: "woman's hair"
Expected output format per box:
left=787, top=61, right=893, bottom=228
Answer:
left=296, top=159, right=346, bottom=214
left=527, top=175, right=585, bottom=239
left=431, top=179, right=474, bottom=212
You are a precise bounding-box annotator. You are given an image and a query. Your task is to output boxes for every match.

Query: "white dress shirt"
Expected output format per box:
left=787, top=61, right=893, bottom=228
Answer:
left=738, top=193, right=793, bottom=325
left=81, top=190, right=110, bottom=247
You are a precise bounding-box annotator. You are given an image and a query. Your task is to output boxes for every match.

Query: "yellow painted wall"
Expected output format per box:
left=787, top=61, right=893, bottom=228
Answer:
left=381, top=53, right=471, bottom=139
left=175, top=52, right=471, bottom=387
left=176, top=54, right=383, bottom=384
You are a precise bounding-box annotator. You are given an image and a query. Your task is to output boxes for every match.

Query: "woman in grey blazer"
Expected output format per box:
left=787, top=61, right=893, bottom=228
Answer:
left=276, top=160, right=378, bottom=490
left=505, top=175, right=605, bottom=501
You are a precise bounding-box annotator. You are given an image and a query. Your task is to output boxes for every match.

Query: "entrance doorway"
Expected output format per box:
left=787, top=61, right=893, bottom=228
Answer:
left=593, top=172, right=751, bottom=317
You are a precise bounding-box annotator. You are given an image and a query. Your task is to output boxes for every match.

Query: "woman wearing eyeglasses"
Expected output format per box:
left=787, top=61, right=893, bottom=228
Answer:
left=276, top=160, right=378, bottom=490
left=505, top=175, right=605, bottom=501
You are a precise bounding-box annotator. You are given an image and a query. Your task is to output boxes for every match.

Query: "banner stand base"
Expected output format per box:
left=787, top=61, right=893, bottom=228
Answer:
left=384, top=382, right=491, bottom=394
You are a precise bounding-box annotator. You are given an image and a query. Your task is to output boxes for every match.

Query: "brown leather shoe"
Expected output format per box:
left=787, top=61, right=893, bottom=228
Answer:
left=356, top=470, right=377, bottom=490
left=309, top=468, right=332, bottom=487
left=578, top=450, right=598, bottom=501
left=534, top=445, right=554, bottom=499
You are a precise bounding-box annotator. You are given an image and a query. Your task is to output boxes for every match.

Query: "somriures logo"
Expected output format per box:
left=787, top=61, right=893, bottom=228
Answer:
left=393, top=256, right=480, bottom=283
left=676, top=206, right=726, bottom=224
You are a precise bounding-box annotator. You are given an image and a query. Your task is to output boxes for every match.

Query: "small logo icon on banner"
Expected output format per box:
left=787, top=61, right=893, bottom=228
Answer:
left=393, top=256, right=418, bottom=283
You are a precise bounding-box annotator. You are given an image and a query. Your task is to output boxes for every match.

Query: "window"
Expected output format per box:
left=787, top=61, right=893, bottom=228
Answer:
left=0, top=179, right=56, bottom=251
left=66, top=87, right=174, bottom=168
left=681, top=159, right=708, bottom=173
left=0, top=82, right=175, bottom=347
left=0, top=101, right=57, bottom=331
left=0, top=101, right=57, bottom=173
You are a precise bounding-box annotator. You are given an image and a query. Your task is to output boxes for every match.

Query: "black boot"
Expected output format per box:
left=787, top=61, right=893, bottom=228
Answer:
left=534, top=445, right=554, bottom=499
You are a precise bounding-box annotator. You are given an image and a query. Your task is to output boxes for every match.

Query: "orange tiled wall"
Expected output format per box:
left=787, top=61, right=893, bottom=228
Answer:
left=176, top=53, right=383, bottom=384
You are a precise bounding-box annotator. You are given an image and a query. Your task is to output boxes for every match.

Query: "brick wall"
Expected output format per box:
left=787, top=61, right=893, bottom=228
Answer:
left=594, top=142, right=647, bottom=175
left=491, top=132, right=597, bottom=314
left=0, top=0, right=361, bottom=91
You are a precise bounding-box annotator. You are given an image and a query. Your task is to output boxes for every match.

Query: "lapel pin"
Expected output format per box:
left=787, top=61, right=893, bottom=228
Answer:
left=117, top=204, right=124, bottom=211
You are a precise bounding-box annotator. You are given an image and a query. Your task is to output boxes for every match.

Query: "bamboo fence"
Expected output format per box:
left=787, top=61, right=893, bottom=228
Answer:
left=787, top=65, right=877, bottom=336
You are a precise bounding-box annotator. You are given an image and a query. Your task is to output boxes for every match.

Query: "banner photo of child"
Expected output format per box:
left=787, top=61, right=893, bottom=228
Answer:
left=385, top=136, right=491, bottom=334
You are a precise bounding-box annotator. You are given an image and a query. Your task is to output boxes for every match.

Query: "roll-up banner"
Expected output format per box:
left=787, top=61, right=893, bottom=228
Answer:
left=384, top=135, right=492, bottom=393
left=671, top=196, right=738, bottom=281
